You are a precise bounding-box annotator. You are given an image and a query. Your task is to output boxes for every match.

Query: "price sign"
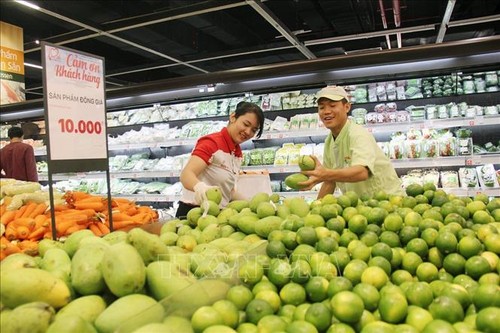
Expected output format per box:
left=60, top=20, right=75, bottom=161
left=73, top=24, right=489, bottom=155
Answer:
left=42, top=43, right=107, bottom=161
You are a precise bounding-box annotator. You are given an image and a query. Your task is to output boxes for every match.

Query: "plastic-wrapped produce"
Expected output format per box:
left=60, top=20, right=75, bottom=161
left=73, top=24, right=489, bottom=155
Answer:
left=396, top=111, right=410, bottom=122
left=476, top=164, right=499, bottom=187
left=386, top=81, right=397, bottom=100
left=421, top=139, right=438, bottom=158
left=376, top=83, right=387, bottom=101
left=351, top=108, right=368, bottom=125
left=440, top=171, right=460, bottom=188
left=389, top=138, right=405, bottom=159
left=249, top=149, right=264, bottom=166
left=437, top=105, right=449, bottom=119
left=448, top=103, right=460, bottom=118
left=353, top=86, right=368, bottom=103
left=463, top=78, right=475, bottom=94
left=485, top=71, right=498, bottom=86
left=458, top=168, right=479, bottom=188
left=484, top=105, right=499, bottom=115
left=474, top=78, right=486, bottom=93
left=423, top=169, right=440, bottom=187
left=405, top=140, right=422, bottom=159
left=374, top=103, right=386, bottom=113
left=262, top=147, right=279, bottom=165
left=425, top=105, right=438, bottom=119
left=438, top=136, right=457, bottom=157
left=365, top=112, right=378, bottom=124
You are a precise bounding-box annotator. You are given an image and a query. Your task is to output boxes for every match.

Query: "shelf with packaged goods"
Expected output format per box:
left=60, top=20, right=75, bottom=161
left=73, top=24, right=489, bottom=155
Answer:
left=37, top=153, right=500, bottom=182
left=31, top=114, right=500, bottom=157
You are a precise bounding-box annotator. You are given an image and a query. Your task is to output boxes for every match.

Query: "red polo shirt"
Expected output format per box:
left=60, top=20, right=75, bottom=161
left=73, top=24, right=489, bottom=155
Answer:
left=0, top=142, right=39, bottom=182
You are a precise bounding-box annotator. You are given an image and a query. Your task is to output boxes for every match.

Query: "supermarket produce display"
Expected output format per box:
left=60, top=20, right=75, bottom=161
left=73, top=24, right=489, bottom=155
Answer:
left=1, top=186, right=500, bottom=332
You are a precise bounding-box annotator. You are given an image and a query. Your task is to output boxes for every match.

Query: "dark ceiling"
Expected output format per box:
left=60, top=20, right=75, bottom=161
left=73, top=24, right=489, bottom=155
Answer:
left=1, top=0, right=499, bottom=101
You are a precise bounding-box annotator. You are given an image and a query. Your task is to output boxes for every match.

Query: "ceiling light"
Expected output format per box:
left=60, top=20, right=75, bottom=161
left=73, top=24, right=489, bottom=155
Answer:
left=24, top=62, right=43, bottom=69
left=35, top=40, right=40, bottom=44
left=14, top=0, right=40, bottom=10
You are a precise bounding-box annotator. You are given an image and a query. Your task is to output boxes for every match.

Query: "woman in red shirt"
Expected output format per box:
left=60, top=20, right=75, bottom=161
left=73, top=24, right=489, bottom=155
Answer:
left=176, top=102, right=264, bottom=218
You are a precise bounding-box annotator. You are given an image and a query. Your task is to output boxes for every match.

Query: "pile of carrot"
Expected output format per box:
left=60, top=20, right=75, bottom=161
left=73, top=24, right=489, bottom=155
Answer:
left=1, top=191, right=158, bottom=260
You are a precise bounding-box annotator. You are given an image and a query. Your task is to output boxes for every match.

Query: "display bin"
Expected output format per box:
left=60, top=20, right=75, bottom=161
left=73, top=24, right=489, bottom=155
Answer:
left=115, top=240, right=268, bottom=333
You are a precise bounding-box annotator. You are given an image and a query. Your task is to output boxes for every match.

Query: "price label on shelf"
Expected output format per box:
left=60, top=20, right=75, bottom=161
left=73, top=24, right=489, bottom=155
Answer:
left=43, top=43, right=107, bottom=161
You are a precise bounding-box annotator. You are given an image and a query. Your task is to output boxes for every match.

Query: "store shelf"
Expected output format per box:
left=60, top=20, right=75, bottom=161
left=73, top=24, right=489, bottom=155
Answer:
left=109, top=138, right=198, bottom=151
left=445, top=187, right=500, bottom=197
left=39, top=170, right=182, bottom=181
left=392, top=154, right=500, bottom=168
left=114, top=194, right=180, bottom=202
left=39, top=152, right=499, bottom=182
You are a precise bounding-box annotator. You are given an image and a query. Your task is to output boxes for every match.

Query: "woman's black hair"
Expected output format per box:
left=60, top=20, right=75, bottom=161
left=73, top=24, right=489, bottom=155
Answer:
left=234, top=102, right=265, bottom=138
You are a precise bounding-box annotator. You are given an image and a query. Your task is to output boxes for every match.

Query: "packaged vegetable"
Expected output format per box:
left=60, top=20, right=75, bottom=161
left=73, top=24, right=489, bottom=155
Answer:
left=458, top=168, right=479, bottom=188
left=476, top=164, right=499, bottom=188
left=440, top=171, right=460, bottom=188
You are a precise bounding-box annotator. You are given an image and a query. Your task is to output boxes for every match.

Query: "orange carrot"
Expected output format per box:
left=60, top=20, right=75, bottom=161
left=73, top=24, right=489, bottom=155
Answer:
left=75, top=196, right=104, bottom=203
left=28, top=203, right=48, bottom=218
left=2, top=242, right=21, bottom=256
left=34, top=215, right=49, bottom=229
left=68, top=191, right=91, bottom=201
left=88, top=223, right=103, bottom=236
left=64, top=224, right=87, bottom=235
left=125, top=206, right=138, bottom=216
left=19, top=240, right=38, bottom=256
left=111, top=212, right=135, bottom=222
left=54, top=204, right=70, bottom=212
left=73, top=201, right=105, bottom=212
left=4, top=225, right=18, bottom=241
left=96, top=222, right=110, bottom=235
left=14, top=205, right=27, bottom=219
left=0, top=204, right=6, bottom=216
left=0, top=211, right=16, bottom=225
left=11, top=217, right=36, bottom=228
left=58, top=213, right=89, bottom=225
left=20, top=202, right=38, bottom=218
left=29, top=226, right=48, bottom=241
left=112, top=220, right=141, bottom=230
left=16, top=226, right=31, bottom=240
left=56, top=219, right=76, bottom=235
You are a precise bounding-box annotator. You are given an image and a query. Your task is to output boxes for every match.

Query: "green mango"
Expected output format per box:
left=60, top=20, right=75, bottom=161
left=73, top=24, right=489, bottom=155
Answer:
left=127, top=227, right=169, bottom=264
left=101, top=242, right=146, bottom=297
left=95, top=294, right=164, bottom=333
left=71, top=245, right=107, bottom=295
left=55, top=295, right=106, bottom=323
left=0, top=268, right=71, bottom=309
left=146, top=260, right=196, bottom=301
left=2, top=302, right=55, bottom=333
left=46, top=314, right=97, bottom=333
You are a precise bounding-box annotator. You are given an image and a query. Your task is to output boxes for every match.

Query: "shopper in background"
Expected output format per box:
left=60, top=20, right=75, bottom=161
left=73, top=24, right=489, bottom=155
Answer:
left=176, top=102, right=265, bottom=218
left=0, top=126, right=38, bottom=182
left=299, top=85, right=404, bottom=199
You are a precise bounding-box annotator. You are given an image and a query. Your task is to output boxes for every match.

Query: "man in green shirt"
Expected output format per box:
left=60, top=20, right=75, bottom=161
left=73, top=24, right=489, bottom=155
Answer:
left=299, top=85, right=404, bottom=199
